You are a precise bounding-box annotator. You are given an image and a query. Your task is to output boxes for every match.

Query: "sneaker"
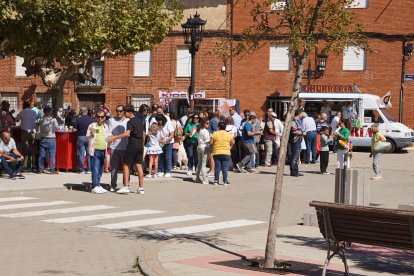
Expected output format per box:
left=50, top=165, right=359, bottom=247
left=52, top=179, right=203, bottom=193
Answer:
left=164, top=173, right=172, bottom=178
left=250, top=168, right=256, bottom=171
left=15, top=174, right=25, bottom=179
left=37, top=171, right=45, bottom=174
left=310, top=161, right=316, bottom=164
left=202, top=179, right=210, bottom=185
left=145, top=174, right=153, bottom=178
left=173, top=166, right=178, bottom=170
left=245, top=169, right=254, bottom=173
left=213, top=180, right=219, bottom=185
left=186, top=171, right=193, bottom=176
left=153, top=174, right=158, bottom=178
left=92, top=187, right=103, bottom=194
left=110, top=187, right=116, bottom=192
left=77, top=171, right=85, bottom=174
left=104, top=169, right=110, bottom=173
left=298, top=173, right=304, bottom=176
left=86, top=171, right=91, bottom=174
left=206, top=171, right=214, bottom=178
left=325, top=172, right=330, bottom=175
left=267, top=165, right=273, bottom=167
left=10, top=176, right=16, bottom=180
left=194, top=179, right=202, bottom=183
left=43, top=169, right=50, bottom=174
left=116, top=187, right=130, bottom=194
left=135, top=188, right=145, bottom=194
left=236, top=163, right=245, bottom=173
left=50, top=171, right=59, bottom=175
left=157, top=172, right=164, bottom=177
left=224, top=181, right=231, bottom=186
left=99, top=186, right=108, bottom=193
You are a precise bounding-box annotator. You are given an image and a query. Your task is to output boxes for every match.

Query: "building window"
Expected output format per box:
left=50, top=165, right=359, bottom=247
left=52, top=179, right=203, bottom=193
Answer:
left=271, top=1, right=286, bottom=10
left=132, top=94, right=152, bottom=111
left=36, top=93, right=52, bottom=107
left=269, top=43, right=291, bottom=71
left=349, top=0, right=368, bottom=8
left=343, top=45, right=366, bottom=71
left=79, top=61, right=104, bottom=86
left=134, top=50, right=152, bottom=76
left=16, top=56, right=26, bottom=76
left=1, top=92, right=19, bottom=110
left=177, top=46, right=191, bottom=77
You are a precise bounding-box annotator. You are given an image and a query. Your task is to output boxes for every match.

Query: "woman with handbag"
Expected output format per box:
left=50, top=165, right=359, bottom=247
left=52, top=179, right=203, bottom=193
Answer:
left=333, top=118, right=352, bottom=169
left=170, top=112, right=183, bottom=170
left=369, top=125, right=386, bottom=180
left=184, top=114, right=200, bottom=175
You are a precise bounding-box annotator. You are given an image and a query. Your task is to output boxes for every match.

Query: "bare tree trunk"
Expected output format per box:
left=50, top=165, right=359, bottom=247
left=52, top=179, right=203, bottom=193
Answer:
left=264, top=52, right=309, bottom=268
left=52, top=80, right=65, bottom=123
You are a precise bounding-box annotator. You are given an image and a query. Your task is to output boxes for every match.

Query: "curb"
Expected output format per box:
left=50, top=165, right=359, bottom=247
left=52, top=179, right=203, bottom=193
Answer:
left=138, top=238, right=178, bottom=276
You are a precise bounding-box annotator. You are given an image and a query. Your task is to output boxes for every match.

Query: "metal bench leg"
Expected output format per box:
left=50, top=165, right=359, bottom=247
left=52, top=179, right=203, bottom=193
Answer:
left=337, top=242, right=351, bottom=276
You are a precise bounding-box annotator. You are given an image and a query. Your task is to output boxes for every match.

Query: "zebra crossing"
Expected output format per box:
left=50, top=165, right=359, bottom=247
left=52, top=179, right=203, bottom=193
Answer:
left=0, top=196, right=266, bottom=237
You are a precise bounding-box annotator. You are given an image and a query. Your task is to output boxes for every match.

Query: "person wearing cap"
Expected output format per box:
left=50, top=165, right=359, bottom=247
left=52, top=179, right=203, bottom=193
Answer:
left=236, top=114, right=261, bottom=173
left=37, top=106, right=59, bottom=174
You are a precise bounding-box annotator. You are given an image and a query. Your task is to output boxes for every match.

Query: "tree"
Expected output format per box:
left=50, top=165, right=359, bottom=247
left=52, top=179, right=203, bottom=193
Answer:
left=0, top=0, right=183, bottom=115
left=221, top=0, right=371, bottom=268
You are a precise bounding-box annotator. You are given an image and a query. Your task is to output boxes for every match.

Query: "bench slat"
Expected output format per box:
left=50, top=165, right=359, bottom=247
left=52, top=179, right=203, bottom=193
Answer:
left=320, top=230, right=414, bottom=246
left=330, top=208, right=412, bottom=221
left=330, top=221, right=411, bottom=236
left=316, top=215, right=412, bottom=231
left=328, top=213, right=408, bottom=225
left=331, top=227, right=413, bottom=242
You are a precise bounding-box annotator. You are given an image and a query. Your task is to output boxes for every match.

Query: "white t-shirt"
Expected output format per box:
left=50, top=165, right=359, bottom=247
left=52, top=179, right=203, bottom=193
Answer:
left=0, top=138, right=17, bottom=155
left=274, top=119, right=284, bottom=135
left=321, top=106, right=331, bottom=116
left=197, top=128, right=211, bottom=148
left=158, top=121, right=174, bottom=144
left=341, top=106, right=349, bottom=119
left=331, top=116, right=340, bottom=133
left=225, top=125, right=237, bottom=138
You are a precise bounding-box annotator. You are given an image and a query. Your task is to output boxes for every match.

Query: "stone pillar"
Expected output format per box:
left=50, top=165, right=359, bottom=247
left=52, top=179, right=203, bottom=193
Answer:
left=335, top=168, right=370, bottom=206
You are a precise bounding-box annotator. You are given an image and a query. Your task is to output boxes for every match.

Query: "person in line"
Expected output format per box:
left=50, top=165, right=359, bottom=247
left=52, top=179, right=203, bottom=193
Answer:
left=184, top=114, right=200, bottom=175
left=107, top=105, right=130, bottom=191
left=170, top=112, right=183, bottom=170
left=215, top=110, right=223, bottom=122
left=334, top=118, right=351, bottom=169
left=0, top=101, right=16, bottom=136
left=86, top=110, right=109, bottom=194
left=263, top=113, right=276, bottom=167
left=37, top=106, right=59, bottom=175
left=252, top=112, right=262, bottom=169
left=15, top=102, right=37, bottom=171
left=106, top=104, right=145, bottom=194
left=229, top=106, right=242, bottom=165
left=320, top=126, right=330, bottom=175
left=236, top=114, right=261, bottom=173
left=195, top=118, right=211, bottom=184
left=301, top=112, right=317, bottom=164
left=0, top=131, right=25, bottom=179
left=145, top=123, right=163, bottom=178
left=136, top=104, right=149, bottom=135
left=149, top=107, right=171, bottom=125
left=289, top=109, right=304, bottom=177
left=267, top=110, right=284, bottom=166
left=73, top=107, right=95, bottom=174
left=155, top=114, right=174, bottom=177
left=37, top=103, right=44, bottom=122
left=316, top=113, right=328, bottom=134
left=330, top=111, right=341, bottom=153
left=321, top=101, right=331, bottom=122
left=341, top=102, right=350, bottom=119
left=181, top=108, right=191, bottom=126
left=224, top=116, right=238, bottom=171
left=369, top=125, right=386, bottom=180
left=205, top=109, right=217, bottom=178
left=210, top=122, right=234, bottom=185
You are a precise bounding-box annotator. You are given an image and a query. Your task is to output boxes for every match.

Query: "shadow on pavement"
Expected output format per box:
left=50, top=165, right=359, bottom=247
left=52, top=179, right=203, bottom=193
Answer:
left=63, top=182, right=111, bottom=192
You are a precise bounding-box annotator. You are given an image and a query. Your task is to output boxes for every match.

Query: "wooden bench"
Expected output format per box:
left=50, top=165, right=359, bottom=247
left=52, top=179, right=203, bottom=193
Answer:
left=309, top=201, right=414, bottom=276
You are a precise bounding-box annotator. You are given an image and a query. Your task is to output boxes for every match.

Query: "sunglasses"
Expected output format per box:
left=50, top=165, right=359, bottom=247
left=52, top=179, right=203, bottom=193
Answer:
left=193, top=117, right=199, bottom=119
left=97, top=116, right=105, bottom=119
left=116, top=110, right=123, bottom=113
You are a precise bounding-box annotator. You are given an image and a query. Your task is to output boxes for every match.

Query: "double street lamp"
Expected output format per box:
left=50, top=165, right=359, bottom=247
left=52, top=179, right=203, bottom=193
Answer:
left=181, top=12, right=206, bottom=108
left=292, top=51, right=329, bottom=85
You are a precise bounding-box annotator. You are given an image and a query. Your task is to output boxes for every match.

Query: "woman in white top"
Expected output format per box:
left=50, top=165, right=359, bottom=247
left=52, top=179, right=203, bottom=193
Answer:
left=224, top=116, right=238, bottom=171
left=170, top=112, right=183, bottom=170
left=195, top=118, right=211, bottom=184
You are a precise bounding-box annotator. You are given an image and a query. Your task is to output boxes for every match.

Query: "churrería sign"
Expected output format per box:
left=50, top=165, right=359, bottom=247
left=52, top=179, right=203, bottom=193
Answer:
left=301, top=85, right=359, bottom=93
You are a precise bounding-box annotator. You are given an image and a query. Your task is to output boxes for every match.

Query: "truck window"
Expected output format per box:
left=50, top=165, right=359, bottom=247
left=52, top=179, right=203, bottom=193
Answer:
left=364, top=110, right=384, bottom=124
left=380, top=108, right=396, bottom=123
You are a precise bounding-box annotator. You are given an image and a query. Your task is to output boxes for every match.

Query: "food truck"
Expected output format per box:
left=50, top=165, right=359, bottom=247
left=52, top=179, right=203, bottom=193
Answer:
left=298, top=85, right=414, bottom=152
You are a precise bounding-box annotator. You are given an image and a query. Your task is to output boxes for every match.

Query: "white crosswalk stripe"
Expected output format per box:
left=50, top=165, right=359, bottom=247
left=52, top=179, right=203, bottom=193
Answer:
left=0, top=205, right=117, bottom=218
left=0, top=201, right=75, bottom=210
left=147, top=219, right=267, bottom=237
left=42, top=210, right=166, bottom=223
left=0, top=197, right=38, bottom=203
left=91, top=214, right=213, bottom=230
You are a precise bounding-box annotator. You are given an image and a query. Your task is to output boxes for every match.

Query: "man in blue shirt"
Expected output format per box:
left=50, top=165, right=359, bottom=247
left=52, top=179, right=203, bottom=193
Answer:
left=31, top=102, right=39, bottom=123
left=73, top=107, right=95, bottom=173
left=230, top=106, right=243, bottom=166
left=236, top=114, right=261, bottom=173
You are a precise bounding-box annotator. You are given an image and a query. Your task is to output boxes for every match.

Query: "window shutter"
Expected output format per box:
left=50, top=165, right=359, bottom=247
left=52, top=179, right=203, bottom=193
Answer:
left=269, top=43, right=291, bottom=71
left=349, top=0, right=368, bottom=8
left=16, top=56, right=26, bottom=76
left=343, top=46, right=366, bottom=70
left=177, top=46, right=191, bottom=77
left=134, top=50, right=152, bottom=76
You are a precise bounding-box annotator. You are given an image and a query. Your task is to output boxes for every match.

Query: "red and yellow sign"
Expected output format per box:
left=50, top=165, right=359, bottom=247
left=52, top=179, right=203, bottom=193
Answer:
left=301, top=85, right=358, bottom=93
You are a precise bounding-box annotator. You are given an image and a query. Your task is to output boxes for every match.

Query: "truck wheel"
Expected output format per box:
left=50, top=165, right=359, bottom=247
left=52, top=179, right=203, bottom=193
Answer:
left=384, top=139, right=396, bottom=153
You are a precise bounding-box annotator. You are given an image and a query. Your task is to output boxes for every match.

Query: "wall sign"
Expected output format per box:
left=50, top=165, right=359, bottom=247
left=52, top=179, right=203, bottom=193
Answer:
left=301, top=85, right=359, bottom=93
left=159, top=91, right=206, bottom=98
left=404, top=74, right=414, bottom=81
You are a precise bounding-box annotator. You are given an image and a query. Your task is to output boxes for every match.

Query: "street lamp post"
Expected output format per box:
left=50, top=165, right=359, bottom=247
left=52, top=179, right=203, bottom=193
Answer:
left=399, top=40, right=413, bottom=123
left=181, top=12, right=206, bottom=108
left=292, top=52, right=329, bottom=85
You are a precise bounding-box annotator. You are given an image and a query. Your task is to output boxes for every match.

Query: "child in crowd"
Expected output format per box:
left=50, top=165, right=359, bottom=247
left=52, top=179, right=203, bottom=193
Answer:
left=146, top=123, right=163, bottom=178
left=320, top=126, right=330, bottom=175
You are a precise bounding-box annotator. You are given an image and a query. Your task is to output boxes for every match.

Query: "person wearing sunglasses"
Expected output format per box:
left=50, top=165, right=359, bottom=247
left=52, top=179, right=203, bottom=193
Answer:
left=107, top=105, right=130, bottom=192
left=86, top=110, right=110, bottom=194
left=184, top=115, right=200, bottom=175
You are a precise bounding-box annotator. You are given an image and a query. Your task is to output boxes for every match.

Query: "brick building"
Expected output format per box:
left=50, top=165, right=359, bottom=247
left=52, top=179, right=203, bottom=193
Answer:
left=1, top=0, right=414, bottom=127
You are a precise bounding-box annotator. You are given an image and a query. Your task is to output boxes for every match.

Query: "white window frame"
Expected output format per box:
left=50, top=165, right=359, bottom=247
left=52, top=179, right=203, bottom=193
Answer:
left=1, top=92, right=19, bottom=110
left=132, top=94, right=152, bottom=111
left=134, top=50, right=152, bottom=77
left=269, top=43, right=291, bottom=71
left=271, top=1, right=286, bottom=10
left=177, top=46, right=192, bottom=77
left=348, top=0, right=368, bottom=8
left=343, top=45, right=366, bottom=71
left=16, top=56, right=26, bottom=76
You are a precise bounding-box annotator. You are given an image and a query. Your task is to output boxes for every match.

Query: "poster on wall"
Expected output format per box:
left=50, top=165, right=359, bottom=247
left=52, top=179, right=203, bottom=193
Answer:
left=218, top=99, right=236, bottom=117
left=159, top=91, right=206, bottom=99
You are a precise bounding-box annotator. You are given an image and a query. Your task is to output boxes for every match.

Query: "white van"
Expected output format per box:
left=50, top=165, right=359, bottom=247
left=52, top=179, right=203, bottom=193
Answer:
left=299, top=85, right=414, bottom=152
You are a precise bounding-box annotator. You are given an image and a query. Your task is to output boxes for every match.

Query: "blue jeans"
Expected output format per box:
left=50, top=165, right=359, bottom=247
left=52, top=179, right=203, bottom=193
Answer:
left=158, top=143, right=173, bottom=174
left=290, top=142, right=301, bottom=175
left=305, top=131, right=317, bottom=163
left=91, top=150, right=105, bottom=188
left=0, top=153, right=22, bottom=177
left=38, top=138, right=56, bottom=172
left=172, top=148, right=178, bottom=167
left=213, top=154, right=230, bottom=183
left=186, top=143, right=198, bottom=171
left=77, top=136, right=90, bottom=172
left=332, top=139, right=337, bottom=153
left=272, top=143, right=279, bottom=165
